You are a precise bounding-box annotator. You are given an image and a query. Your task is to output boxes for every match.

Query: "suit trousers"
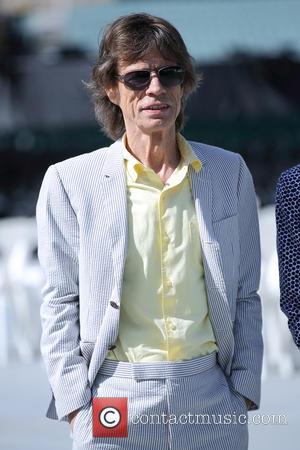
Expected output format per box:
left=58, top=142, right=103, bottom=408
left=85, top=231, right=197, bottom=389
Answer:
left=71, top=351, right=248, bottom=450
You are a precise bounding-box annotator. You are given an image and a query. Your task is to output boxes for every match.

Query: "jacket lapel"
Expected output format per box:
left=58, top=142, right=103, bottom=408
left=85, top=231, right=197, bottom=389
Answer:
left=188, top=162, right=227, bottom=294
left=189, top=144, right=234, bottom=372
left=102, top=139, right=128, bottom=301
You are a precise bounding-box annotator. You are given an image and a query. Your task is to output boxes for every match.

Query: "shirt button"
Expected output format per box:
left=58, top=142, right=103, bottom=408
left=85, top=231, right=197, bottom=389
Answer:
left=165, top=278, right=173, bottom=288
left=166, top=318, right=176, bottom=331
left=110, top=301, right=119, bottom=309
left=164, top=234, right=170, bottom=244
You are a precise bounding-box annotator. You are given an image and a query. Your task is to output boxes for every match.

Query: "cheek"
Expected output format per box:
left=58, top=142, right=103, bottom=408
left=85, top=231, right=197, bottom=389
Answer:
left=174, top=94, right=183, bottom=116
left=123, top=97, right=139, bottom=119
left=173, top=88, right=183, bottom=111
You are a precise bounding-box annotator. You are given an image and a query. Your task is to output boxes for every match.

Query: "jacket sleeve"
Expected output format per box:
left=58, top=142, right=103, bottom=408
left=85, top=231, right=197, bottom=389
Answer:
left=275, top=168, right=300, bottom=348
left=229, top=155, right=263, bottom=410
left=36, top=164, right=92, bottom=421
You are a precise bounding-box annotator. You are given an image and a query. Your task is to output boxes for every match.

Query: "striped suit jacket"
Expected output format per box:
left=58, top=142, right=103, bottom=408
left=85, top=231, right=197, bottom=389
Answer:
left=36, top=138, right=263, bottom=422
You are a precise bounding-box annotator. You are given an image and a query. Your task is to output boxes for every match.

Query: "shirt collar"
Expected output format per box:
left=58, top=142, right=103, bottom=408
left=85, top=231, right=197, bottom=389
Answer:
left=122, top=132, right=202, bottom=181
left=176, top=133, right=202, bottom=172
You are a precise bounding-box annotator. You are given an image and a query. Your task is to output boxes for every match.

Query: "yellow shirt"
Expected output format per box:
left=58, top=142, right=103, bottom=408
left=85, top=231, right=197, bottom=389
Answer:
left=106, top=133, right=218, bottom=362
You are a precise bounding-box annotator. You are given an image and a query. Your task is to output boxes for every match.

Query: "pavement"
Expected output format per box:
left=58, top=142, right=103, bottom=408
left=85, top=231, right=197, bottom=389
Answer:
left=0, top=359, right=299, bottom=450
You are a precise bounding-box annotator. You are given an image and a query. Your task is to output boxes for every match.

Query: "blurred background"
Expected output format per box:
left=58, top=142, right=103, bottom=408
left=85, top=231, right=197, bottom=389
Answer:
left=0, top=0, right=299, bottom=449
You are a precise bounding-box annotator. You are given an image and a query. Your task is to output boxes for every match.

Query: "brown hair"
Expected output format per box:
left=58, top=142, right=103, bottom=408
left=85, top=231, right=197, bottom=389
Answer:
left=85, top=12, right=202, bottom=140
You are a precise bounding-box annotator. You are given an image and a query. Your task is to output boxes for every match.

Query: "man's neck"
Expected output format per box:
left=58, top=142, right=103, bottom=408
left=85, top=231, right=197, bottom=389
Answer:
left=125, top=129, right=181, bottom=181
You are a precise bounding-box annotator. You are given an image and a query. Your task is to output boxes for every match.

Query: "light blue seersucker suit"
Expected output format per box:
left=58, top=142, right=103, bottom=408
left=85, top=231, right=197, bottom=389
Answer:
left=36, top=137, right=263, bottom=423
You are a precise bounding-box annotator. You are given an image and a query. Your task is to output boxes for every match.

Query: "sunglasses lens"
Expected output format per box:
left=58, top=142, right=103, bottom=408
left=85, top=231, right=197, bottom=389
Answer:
left=121, top=66, right=184, bottom=90
left=159, top=67, right=184, bottom=87
left=123, top=71, right=150, bottom=90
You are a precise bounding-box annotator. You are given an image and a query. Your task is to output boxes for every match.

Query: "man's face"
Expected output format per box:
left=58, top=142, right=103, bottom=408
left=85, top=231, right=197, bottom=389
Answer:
left=106, top=50, right=184, bottom=136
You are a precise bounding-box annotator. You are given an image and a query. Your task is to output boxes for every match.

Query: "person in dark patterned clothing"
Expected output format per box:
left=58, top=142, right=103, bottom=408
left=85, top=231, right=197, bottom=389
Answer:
left=275, top=165, right=300, bottom=348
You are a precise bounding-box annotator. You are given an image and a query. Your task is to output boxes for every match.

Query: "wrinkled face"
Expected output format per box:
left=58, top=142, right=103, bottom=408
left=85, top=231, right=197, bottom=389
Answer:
left=106, top=49, right=184, bottom=136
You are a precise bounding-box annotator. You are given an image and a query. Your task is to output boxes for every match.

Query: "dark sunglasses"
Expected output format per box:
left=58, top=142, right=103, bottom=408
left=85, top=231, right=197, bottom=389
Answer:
left=115, top=65, right=185, bottom=91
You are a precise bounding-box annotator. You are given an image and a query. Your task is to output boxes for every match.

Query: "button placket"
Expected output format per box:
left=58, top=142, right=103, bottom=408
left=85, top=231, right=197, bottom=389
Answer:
left=159, top=183, right=179, bottom=358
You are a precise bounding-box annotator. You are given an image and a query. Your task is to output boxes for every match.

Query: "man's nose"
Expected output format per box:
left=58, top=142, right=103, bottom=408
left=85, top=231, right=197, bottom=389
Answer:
left=145, top=73, right=166, bottom=94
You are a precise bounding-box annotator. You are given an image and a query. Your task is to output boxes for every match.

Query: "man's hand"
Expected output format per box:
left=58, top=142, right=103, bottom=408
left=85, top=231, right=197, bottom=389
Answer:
left=68, top=409, right=80, bottom=430
left=243, top=396, right=254, bottom=410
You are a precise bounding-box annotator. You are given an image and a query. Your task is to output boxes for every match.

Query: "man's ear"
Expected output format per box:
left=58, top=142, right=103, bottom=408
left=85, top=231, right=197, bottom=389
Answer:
left=105, top=85, right=119, bottom=106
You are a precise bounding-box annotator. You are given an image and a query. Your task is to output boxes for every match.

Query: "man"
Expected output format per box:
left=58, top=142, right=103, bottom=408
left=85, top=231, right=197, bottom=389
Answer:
left=276, top=165, right=300, bottom=348
left=36, top=13, right=263, bottom=450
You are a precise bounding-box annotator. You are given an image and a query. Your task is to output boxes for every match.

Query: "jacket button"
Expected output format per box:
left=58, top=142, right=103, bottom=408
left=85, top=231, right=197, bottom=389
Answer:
left=110, top=301, right=119, bottom=309
left=108, top=344, right=117, bottom=350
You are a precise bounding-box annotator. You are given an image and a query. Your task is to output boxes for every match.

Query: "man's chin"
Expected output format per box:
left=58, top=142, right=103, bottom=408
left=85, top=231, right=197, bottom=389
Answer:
left=138, top=119, right=174, bottom=134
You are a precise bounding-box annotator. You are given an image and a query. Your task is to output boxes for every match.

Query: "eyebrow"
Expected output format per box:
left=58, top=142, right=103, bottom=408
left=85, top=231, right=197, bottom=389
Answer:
left=122, top=64, right=178, bottom=73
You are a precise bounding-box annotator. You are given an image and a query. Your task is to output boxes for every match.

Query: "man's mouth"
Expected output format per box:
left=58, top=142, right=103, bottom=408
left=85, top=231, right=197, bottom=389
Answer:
left=142, top=104, right=169, bottom=110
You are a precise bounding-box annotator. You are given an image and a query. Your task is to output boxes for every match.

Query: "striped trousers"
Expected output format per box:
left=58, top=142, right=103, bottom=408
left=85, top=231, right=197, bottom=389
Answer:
left=71, top=352, right=248, bottom=449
